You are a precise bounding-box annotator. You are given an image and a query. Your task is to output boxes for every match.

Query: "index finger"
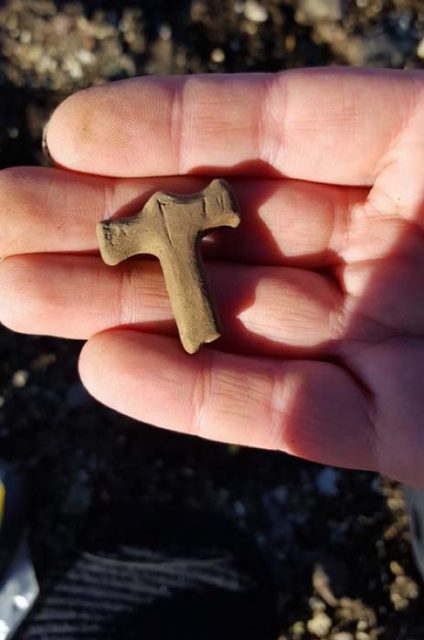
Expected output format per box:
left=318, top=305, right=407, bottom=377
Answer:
left=45, top=68, right=423, bottom=185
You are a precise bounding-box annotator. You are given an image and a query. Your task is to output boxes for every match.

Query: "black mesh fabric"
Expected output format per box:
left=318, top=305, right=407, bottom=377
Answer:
left=16, top=504, right=278, bottom=640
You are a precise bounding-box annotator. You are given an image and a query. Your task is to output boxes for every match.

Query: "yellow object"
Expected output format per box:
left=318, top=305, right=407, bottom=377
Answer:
left=0, top=480, right=5, bottom=529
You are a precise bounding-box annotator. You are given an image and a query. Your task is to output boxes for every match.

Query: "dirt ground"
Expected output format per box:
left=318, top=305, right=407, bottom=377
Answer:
left=0, top=1, right=424, bottom=638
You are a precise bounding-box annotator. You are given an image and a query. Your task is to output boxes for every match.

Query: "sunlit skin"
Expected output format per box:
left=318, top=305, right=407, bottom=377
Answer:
left=1, top=68, right=424, bottom=485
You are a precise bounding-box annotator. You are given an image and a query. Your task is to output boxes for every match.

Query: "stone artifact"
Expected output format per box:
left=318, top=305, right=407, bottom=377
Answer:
left=97, top=179, right=240, bottom=354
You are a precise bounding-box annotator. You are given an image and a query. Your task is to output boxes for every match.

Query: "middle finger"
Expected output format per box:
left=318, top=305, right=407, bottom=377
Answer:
left=0, top=167, right=365, bottom=267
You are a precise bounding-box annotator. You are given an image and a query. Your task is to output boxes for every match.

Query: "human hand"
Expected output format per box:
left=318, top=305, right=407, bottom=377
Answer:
left=1, top=68, right=423, bottom=485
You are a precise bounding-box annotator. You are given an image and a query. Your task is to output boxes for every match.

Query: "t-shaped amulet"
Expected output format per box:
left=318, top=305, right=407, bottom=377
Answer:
left=97, top=179, right=240, bottom=354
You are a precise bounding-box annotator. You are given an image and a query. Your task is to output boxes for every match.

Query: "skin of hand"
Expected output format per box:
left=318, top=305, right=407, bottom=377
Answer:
left=0, top=67, right=423, bottom=486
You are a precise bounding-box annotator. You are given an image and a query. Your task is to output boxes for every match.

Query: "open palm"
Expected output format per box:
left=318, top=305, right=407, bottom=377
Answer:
left=1, top=68, right=423, bottom=485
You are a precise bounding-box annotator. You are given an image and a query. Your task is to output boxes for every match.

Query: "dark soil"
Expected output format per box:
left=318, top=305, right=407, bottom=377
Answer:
left=0, top=1, right=424, bottom=638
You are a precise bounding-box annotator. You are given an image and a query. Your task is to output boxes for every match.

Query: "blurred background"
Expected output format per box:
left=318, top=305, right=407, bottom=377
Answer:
left=0, top=1, right=423, bottom=638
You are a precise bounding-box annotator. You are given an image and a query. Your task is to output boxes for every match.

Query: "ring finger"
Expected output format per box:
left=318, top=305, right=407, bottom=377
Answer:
left=0, top=254, right=343, bottom=357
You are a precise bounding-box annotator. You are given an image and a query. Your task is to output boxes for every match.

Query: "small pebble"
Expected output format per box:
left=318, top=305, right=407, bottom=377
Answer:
left=332, top=634, right=353, bottom=640
left=285, top=34, right=296, bottom=52
left=7, top=127, right=19, bottom=138
left=244, top=21, right=258, bottom=35
left=64, top=56, right=83, bottom=80
left=31, top=353, right=56, bottom=370
left=272, top=485, right=288, bottom=504
left=234, top=500, right=246, bottom=517
left=316, top=467, right=339, bottom=497
left=211, top=47, right=225, bottom=63
left=307, top=611, right=332, bottom=637
left=298, top=0, right=343, bottom=22
left=291, top=621, right=305, bottom=634
left=390, top=560, right=403, bottom=576
left=20, top=30, right=31, bottom=43
left=13, top=595, right=30, bottom=611
left=159, top=23, right=172, bottom=41
left=76, top=49, right=95, bottom=65
left=417, top=37, right=424, bottom=59
left=309, top=596, right=326, bottom=612
left=12, top=370, right=29, bottom=388
left=244, top=0, right=268, bottom=23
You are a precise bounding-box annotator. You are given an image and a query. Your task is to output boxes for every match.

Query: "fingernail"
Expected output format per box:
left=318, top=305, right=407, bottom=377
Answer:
left=41, top=120, right=54, bottom=165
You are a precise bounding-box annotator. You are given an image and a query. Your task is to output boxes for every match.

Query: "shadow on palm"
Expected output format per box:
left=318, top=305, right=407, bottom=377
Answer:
left=111, top=156, right=423, bottom=483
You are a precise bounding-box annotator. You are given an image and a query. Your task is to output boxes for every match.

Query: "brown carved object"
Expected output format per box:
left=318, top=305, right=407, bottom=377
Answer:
left=97, top=179, right=240, bottom=354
